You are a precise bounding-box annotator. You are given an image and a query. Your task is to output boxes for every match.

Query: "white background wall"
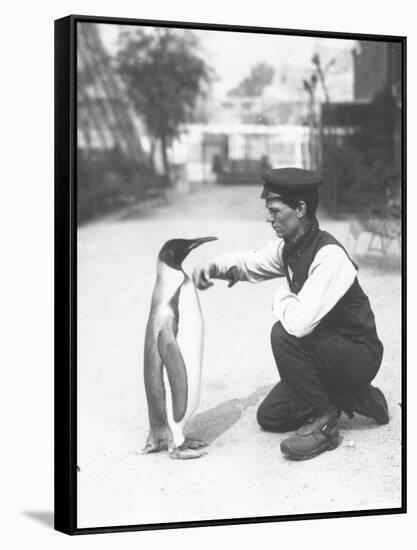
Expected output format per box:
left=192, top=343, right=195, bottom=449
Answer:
left=0, top=0, right=414, bottom=548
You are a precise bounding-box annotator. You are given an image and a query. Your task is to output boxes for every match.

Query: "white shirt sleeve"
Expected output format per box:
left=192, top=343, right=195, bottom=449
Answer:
left=212, top=239, right=286, bottom=283
left=272, top=244, right=357, bottom=338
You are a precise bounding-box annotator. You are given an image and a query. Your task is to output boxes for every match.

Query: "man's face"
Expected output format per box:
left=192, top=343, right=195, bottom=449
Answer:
left=265, top=198, right=302, bottom=240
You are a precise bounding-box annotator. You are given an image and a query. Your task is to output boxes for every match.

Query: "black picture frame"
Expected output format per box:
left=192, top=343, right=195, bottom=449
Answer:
left=55, top=14, right=406, bottom=535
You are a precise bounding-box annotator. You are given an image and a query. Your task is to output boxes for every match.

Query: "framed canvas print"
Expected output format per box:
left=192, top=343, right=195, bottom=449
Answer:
left=54, top=14, right=406, bottom=535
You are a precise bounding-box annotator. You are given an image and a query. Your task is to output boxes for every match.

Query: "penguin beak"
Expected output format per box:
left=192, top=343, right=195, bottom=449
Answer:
left=187, top=236, right=218, bottom=251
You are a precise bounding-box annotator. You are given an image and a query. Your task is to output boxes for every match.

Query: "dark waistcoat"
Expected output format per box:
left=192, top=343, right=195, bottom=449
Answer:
left=282, top=221, right=382, bottom=351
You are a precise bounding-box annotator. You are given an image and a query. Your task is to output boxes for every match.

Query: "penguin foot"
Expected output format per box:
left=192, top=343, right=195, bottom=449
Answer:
left=169, top=447, right=207, bottom=460
left=142, top=431, right=169, bottom=454
left=142, top=441, right=165, bottom=454
left=184, top=438, right=209, bottom=450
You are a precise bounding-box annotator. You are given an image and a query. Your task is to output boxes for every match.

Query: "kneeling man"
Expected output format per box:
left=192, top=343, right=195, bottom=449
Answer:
left=193, top=168, right=389, bottom=461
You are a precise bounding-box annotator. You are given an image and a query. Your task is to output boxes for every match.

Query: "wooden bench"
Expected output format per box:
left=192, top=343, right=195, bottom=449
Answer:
left=347, top=215, right=401, bottom=255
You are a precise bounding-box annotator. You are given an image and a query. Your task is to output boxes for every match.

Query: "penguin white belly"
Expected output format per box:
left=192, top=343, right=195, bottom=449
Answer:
left=176, top=277, right=204, bottom=420
left=163, top=276, right=204, bottom=446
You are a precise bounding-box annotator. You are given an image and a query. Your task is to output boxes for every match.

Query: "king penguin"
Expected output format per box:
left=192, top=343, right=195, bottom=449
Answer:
left=143, top=236, right=217, bottom=459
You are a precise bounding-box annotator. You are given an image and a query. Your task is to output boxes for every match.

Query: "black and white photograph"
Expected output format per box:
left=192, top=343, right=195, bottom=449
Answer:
left=55, top=14, right=404, bottom=533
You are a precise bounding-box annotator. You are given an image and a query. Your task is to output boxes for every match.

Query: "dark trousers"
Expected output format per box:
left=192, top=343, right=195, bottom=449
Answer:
left=257, top=322, right=383, bottom=432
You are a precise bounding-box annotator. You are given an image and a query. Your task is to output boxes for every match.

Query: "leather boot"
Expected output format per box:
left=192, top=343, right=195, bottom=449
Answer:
left=339, top=385, right=389, bottom=425
left=280, top=406, right=340, bottom=461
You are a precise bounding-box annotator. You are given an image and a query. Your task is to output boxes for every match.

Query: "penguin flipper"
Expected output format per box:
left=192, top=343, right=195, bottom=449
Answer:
left=158, top=321, right=188, bottom=423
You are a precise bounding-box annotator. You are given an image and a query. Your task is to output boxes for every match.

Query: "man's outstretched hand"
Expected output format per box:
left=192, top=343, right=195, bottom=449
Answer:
left=193, top=264, right=240, bottom=290
left=193, top=264, right=215, bottom=290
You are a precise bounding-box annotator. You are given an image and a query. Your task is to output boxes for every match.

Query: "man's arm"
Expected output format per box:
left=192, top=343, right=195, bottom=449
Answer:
left=193, top=239, right=286, bottom=289
left=272, top=245, right=357, bottom=337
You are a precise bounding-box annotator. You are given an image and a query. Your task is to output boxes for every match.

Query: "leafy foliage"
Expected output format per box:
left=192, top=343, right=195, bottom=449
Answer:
left=77, top=148, right=166, bottom=223
left=116, top=28, right=213, bottom=178
left=228, top=62, right=274, bottom=97
left=322, top=87, right=400, bottom=216
left=322, top=143, right=399, bottom=215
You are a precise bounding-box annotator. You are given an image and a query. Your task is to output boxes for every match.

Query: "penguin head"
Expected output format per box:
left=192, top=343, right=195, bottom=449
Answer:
left=159, top=237, right=218, bottom=270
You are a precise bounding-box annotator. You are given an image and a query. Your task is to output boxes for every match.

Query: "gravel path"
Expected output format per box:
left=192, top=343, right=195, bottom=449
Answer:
left=77, top=184, right=402, bottom=528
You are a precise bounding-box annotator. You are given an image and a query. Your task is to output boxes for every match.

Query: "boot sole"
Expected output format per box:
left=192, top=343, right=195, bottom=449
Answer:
left=280, top=435, right=340, bottom=461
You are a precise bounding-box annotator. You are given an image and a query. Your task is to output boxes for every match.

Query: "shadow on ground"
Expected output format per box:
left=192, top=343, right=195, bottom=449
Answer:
left=186, top=383, right=386, bottom=442
left=23, top=510, right=54, bottom=529
left=186, top=385, right=272, bottom=442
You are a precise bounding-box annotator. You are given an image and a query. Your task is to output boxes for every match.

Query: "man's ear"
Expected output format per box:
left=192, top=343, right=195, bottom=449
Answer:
left=296, top=201, right=307, bottom=218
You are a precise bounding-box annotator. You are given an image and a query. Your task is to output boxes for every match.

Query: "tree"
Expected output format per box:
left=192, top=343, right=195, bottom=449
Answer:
left=228, top=62, right=274, bottom=97
left=116, top=28, right=213, bottom=182
left=302, top=54, right=335, bottom=169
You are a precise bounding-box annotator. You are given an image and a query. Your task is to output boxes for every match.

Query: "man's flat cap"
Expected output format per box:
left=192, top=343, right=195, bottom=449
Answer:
left=261, top=167, right=323, bottom=198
